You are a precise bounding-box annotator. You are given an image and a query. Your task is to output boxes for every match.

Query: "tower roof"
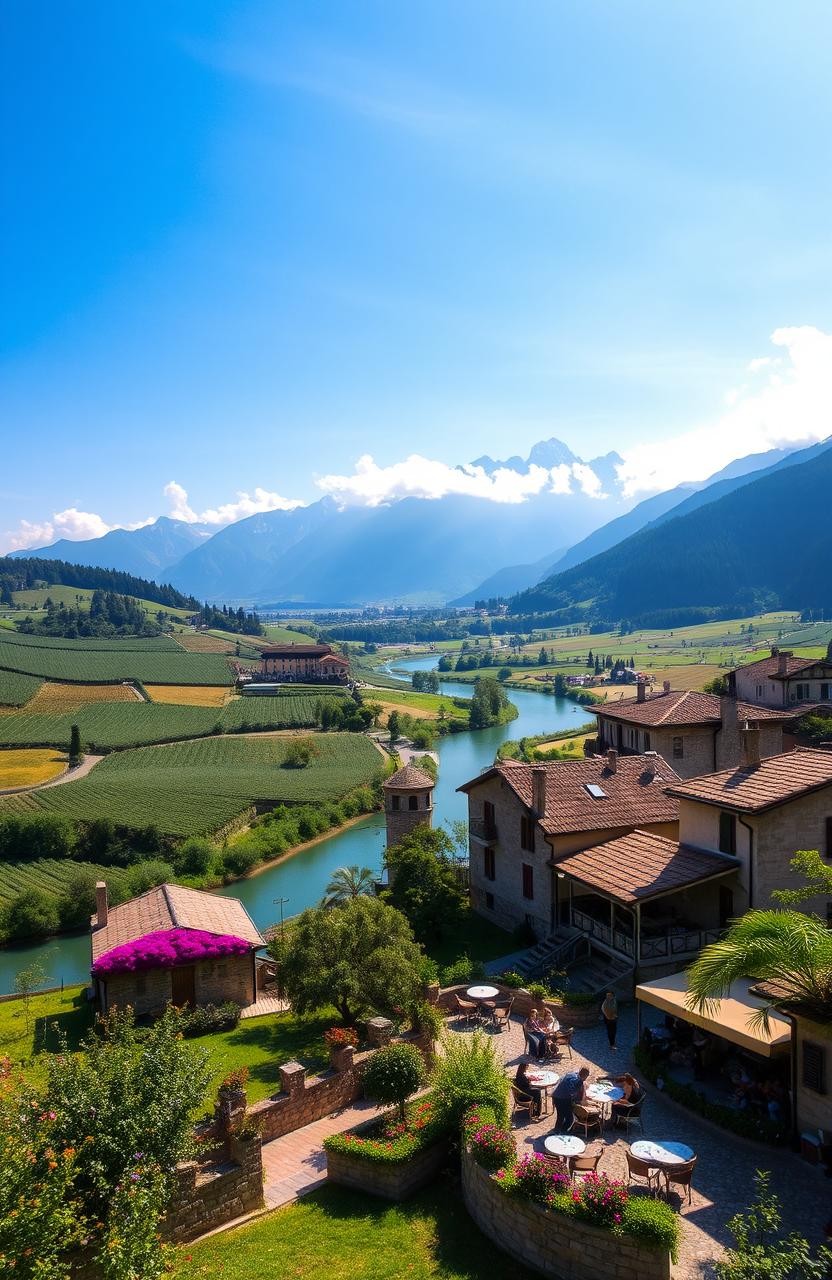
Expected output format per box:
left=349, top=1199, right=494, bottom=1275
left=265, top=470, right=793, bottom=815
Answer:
left=383, top=764, right=435, bottom=791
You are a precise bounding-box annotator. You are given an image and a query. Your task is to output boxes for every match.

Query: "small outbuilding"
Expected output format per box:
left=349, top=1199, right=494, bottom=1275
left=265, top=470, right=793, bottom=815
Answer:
left=90, top=881, right=265, bottom=1017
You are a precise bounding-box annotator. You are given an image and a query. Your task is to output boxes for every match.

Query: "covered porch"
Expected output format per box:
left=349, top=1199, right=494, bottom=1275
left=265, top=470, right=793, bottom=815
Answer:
left=552, top=829, right=740, bottom=968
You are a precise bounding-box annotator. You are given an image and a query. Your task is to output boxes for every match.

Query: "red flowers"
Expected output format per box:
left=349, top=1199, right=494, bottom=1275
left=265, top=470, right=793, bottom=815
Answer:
left=323, top=1027, right=359, bottom=1049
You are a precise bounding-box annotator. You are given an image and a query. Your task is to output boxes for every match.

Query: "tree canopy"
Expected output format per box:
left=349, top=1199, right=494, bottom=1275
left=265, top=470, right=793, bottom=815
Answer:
left=383, top=825, right=465, bottom=945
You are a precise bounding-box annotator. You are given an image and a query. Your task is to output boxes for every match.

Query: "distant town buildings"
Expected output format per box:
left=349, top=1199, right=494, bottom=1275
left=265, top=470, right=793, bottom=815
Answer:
left=729, top=647, right=832, bottom=710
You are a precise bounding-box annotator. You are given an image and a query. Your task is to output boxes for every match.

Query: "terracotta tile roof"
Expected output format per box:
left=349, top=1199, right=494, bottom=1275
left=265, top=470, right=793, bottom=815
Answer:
left=555, top=829, right=737, bottom=904
left=733, top=654, right=832, bottom=681
left=595, top=689, right=790, bottom=727
left=667, top=747, right=832, bottom=813
left=91, top=884, right=264, bottom=961
left=260, top=644, right=335, bottom=656
left=458, top=755, right=680, bottom=835
left=383, top=765, right=435, bottom=790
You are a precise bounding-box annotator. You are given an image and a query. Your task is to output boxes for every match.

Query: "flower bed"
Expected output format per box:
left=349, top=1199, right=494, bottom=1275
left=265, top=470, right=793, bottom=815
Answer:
left=92, top=928, right=250, bottom=975
left=462, top=1105, right=678, bottom=1260
left=325, top=1096, right=446, bottom=1165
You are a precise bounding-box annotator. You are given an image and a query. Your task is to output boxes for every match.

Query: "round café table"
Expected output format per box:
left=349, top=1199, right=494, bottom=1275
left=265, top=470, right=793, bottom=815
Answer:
left=586, top=1081, right=624, bottom=1123
left=630, top=1139, right=694, bottom=1167
left=527, top=1069, right=559, bottom=1115
left=467, top=985, right=499, bottom=1001
left=544, top=1134, right=586, bottom=1158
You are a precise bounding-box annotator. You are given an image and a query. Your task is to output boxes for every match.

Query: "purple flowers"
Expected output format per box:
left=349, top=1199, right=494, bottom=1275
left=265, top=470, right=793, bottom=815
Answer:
left=92, top=929, right=250, bottom=976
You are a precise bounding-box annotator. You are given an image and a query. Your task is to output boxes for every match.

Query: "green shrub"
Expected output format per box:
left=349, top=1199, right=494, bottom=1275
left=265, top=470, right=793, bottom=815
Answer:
left=220, top=844, right=261, bottom=878
left=126, top=859, right=175, bottom=896
left=181, top=1001, right=242, bottom=1037
left=431, top=1031, right=510, bottom=1128
left=409, top=1000, right=443, bottom=1041
left=620, top=1196, right=680, bottom=1261
left=526, top=982, right=549, bottom=1003
left=439, top=954, right=486, bottom=986
left=497, top=970, right=526, bottom=989
left=362, top=1043, right=426, bottom=1120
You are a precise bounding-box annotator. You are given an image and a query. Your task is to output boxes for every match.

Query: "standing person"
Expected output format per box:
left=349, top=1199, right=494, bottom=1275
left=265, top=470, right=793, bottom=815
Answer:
left=552, top=1066, right=590, bottom=1132
left=601, top=990, right=618, bottom=1051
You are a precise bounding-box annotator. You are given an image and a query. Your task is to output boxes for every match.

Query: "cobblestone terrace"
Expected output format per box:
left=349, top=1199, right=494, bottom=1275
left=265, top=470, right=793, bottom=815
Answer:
left=444, top=1006, right=829, bottom=1280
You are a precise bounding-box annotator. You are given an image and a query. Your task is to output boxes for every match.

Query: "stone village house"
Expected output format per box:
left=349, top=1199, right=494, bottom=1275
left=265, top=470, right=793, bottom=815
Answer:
left=91, top=882, right=265, bottom=1016
left=258, top=643, right=350, bottom=684
left=593, top=683, right=789, bottom=779
left=730, top=647, right=832, bottom=711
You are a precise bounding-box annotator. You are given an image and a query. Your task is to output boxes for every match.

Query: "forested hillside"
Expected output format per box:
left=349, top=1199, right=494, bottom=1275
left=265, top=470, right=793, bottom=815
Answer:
left=512, top=442, right=832, bottom=625
left=0, top=556, right=198, bottom=611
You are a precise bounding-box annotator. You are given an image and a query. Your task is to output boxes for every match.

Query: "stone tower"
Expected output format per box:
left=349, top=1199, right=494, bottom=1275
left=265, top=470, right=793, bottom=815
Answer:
left=382, top=764, right=435, bottom=851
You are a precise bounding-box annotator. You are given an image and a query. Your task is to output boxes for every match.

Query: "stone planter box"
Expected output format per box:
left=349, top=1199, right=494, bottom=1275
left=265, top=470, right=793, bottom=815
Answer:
left=326, top=1114, right=449, bottom=1202
left=461, top=1144, right=671, bottom=1280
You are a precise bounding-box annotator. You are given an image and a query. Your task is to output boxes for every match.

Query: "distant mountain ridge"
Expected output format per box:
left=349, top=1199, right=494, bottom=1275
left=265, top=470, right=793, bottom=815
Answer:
left=511, top=437, right=832, bottom=622
left=10, top=516, right=211, bottom=579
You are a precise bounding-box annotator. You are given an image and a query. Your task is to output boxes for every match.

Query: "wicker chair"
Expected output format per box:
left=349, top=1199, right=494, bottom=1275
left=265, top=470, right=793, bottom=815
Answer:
left=569, top=1146, right=604, bottom=1182
left=491, top=998, right=514, bottom=1031
left=662, top=1157, right=697, bottom=1205
left=454, top=994, right=480, bottom=1026
left=570, top=1102, right=603, bottom=1139
left=510, top=1084, right=539, bottom=1121
left=551, top=1027, right=574, bottom=1060
left=612, top=1096, right=645, bottom=1135
left=625, top=1149, right=659, bottom=1196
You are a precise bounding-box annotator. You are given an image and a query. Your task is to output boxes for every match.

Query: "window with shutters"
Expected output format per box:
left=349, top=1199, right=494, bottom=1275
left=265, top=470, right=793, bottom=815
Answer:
left=821, top=683, right=830, bottom=701
left=408, top=795, right=418, bottom=811
left=522, top=863, right=534, bottom=900
left=483, top=847, right=495, bottom=881
left=391, top=795, right=400, bottom=811
left=719, top=811, right=737, bottom=855
left=803, top=1042, right=826, bottom=1094
left=644, top=732, right=651, bottom=750
left=520, top=815, right=535, bottom=852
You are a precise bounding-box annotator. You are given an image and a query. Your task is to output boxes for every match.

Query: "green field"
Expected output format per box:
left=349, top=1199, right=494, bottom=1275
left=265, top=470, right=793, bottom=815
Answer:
left=9, top=584, right=193, bottom=621
left=0, top=732, right=384, bottom=835
left=0, top=634, right=233, bottom=685
left=0, top=669, right=42, bottom=706
left=0, top=858, right=134, bottom=908
left=0, top=690, right=350, bottom=750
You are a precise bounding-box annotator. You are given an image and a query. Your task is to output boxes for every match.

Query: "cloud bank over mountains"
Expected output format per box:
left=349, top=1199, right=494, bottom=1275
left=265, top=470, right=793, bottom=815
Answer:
left=2, top=325, right=830, bottom=554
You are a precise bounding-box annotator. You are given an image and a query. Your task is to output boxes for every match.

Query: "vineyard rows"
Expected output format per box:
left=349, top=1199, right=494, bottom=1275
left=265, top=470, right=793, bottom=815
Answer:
left=0, top=669, right=42, bottom=707
left=0, top=857, right=134, bottom=906
left=0, top=631, right=182, bottom=651
left=2, top=732, right=383, bottom=836
left=0, top=692, right=350, bottom=749
left=0, top=639, right=234, bottom=686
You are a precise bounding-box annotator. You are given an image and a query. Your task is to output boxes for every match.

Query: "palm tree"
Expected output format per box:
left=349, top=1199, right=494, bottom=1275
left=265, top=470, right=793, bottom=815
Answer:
left=687, top=907, right=832, bottom=1030
left=322, top=865, right=376, bottom=907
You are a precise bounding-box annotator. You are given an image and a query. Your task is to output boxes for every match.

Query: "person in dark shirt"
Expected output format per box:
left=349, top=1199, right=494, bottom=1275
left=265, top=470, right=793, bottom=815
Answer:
left=514, top=1057, right=544, bottom=1119
left=552, top=1066, right=589, bottom=1132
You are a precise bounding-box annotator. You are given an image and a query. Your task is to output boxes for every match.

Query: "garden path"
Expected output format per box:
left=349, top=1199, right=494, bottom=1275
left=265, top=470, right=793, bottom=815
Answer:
left=260, top=1096, right=380, bottom=1209
left=446, top=1008, right=828, bottom=1279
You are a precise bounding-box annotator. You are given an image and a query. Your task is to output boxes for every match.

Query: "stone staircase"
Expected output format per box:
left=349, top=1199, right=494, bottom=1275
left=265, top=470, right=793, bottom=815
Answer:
left=511, top=930, right=587, bottom=981
left=564, top=949, right=634, bottom=996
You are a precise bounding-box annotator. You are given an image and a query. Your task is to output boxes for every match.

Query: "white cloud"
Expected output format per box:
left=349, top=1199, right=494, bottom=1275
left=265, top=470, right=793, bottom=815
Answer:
left=163, top=481, right=304, bottom=525
left=2, top=508, right=119, bottom=553
left=315, top=454, right=604, bottom=507
left=616, top=325, right=832, bottom=497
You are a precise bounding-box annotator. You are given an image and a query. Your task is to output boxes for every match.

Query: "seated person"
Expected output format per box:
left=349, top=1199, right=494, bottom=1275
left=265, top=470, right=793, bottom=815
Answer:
left=523, top=1009, right=547, bottom=1061
left=611, top=1073, right=644, bottom=1111
left=514, top=1057, right=544, bottom=1118
left=540, top=1008, right=558, bottom=1045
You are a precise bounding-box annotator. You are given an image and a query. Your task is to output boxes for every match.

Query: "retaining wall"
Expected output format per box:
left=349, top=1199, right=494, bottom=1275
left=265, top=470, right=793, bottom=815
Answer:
left=461, top=1143, right=671, bottom=1280
left=326, top=1130, right=449, bottom=1201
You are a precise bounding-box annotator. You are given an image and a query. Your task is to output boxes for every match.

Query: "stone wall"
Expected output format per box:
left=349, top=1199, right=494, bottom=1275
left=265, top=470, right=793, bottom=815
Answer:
left=101, top=952, right=255, bottom=1017
left=794, top=1013, right=832, bottom=1137
left=247, top=1024, right=433, bottom=1144
left=165, top=1133, right=264, bottom=1244
left=326, top=1127, right=449, bottom=1201
left=461, top=1142, right=671, bottom=1280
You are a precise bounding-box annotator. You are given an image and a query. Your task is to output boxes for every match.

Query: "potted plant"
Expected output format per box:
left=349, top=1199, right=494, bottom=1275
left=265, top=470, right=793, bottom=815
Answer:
left=324, top=1025, right=359, bottom=1070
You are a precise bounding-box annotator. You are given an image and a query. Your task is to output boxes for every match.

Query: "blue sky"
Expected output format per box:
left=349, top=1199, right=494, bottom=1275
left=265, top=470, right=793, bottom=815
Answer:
left=3, top=1, right=832, bottom=548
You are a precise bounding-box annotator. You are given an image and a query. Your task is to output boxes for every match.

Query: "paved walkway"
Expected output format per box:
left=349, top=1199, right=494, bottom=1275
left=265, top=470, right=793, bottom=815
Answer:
left=260, top=1097, right=380, bottom=1209
left=444, top=1008, right=829, bottom=1279
left=240, top=992, right=288, bottom=1019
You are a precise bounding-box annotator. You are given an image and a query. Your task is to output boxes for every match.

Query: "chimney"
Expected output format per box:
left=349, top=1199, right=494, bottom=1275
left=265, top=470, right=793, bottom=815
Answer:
left=720, top=693, right=739, bottom=728
left=95, top=880, right=108, bottom=928
left=777, top=651, right=791, bottom=676
left=636, top=679, right=647, bottom=704
left=740, top=722, right=761, bottom=768
left=531, top=766, right=547, bottom=817
left=643, top=749, right=659, bottom=776
left=663, top=680, right=671, bottom=694
left=606, top=748, right=618, bottom=774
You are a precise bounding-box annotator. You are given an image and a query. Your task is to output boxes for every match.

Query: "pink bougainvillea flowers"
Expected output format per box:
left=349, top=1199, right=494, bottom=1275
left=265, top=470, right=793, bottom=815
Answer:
left=92, top=929, right=250, bottom=976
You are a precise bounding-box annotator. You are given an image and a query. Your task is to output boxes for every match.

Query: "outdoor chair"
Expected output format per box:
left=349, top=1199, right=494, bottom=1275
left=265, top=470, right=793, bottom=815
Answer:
left=510, top=1084, right=539, bottom=1121
left=612, top=1096, right=645, bottom=1135
left=625, top=1149, right=659, bottom=1197
left=543, top=1154, right=569, bottom=1179
left=454, top=994, right=480, bottom=1026
left=570, top=1103, right=603, bottom=1139
left=491, top=998, right=513, bottom=1031
left=569, top=1146, right=604, bottom=1182
left=551, top=1027, right=574, bottom=1060
left=662, top=1157, right=697, bottom=1206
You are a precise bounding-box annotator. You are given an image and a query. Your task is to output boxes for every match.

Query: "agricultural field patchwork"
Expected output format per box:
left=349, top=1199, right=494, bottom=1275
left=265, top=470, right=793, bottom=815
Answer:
left=0, top=749, right=67, bottom=789
left=0, top=857, right=134, bottom=908
left=145, top=684, right=231, bottom=706
left=21, top=680, right=140, bottom=713
left=0, top=691, right=351, bottom=751
left=0, top=635, right=234, bottom=685
left=0, top=630, right=182, bottom=651
left=0, top=669, right=42, bottom=707
left=0, top=732, right=384, bottom=836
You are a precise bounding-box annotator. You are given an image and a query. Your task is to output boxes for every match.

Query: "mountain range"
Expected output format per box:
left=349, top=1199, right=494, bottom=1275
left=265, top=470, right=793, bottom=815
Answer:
left=511, top=437, right=832, bottom=622
left=11, top=437, right=822, bottom=610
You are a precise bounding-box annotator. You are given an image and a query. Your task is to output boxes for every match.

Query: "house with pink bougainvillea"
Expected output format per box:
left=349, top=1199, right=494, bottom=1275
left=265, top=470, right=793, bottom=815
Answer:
left=90, top=881, right=265, bottom=1016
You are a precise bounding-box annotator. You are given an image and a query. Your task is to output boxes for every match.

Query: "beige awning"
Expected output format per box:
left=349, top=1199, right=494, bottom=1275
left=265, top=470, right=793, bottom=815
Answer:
left=636, top=971, right=791, bottom=1057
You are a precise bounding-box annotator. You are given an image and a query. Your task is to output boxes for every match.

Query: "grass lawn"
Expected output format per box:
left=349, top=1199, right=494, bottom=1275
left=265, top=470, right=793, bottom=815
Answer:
left=0, top=984, right=93, bottom=1074
left=196, top=1008, right=335, bottom=1108
left=425, top=907, right=515, bottom=971
left=172, top=1182, right=533, bottom=1279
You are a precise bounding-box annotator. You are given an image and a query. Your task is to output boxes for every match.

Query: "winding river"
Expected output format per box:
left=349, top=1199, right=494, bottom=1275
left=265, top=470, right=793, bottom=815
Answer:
left=0, top=660, right=590, bottom=992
